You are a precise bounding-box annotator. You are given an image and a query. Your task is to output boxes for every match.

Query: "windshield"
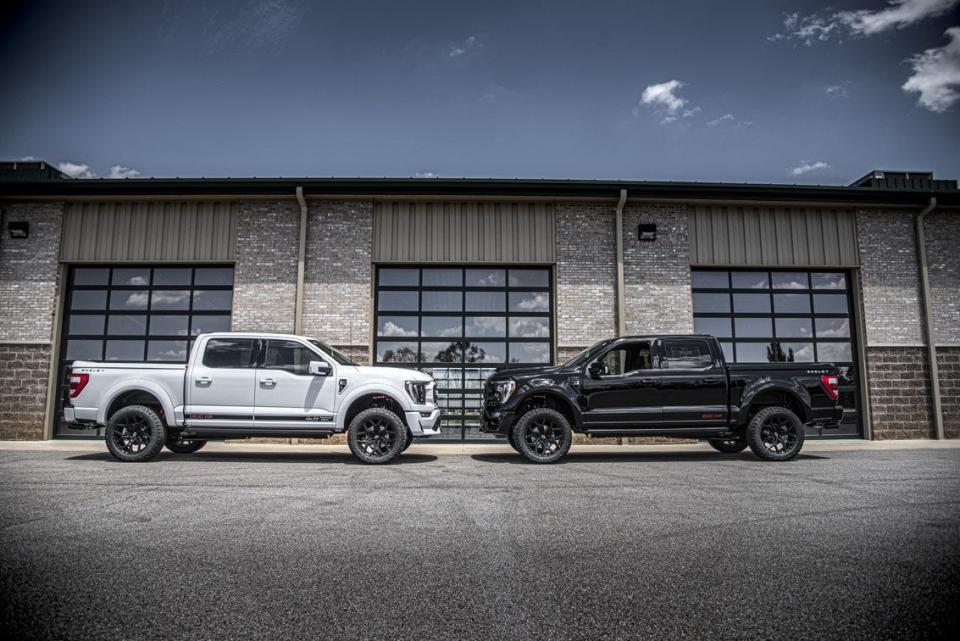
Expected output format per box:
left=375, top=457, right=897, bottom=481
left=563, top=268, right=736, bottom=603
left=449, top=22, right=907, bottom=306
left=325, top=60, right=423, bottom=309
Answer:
left=562, top=339, right=614, bottom=368
left=308, top=339, right=357, bottom=366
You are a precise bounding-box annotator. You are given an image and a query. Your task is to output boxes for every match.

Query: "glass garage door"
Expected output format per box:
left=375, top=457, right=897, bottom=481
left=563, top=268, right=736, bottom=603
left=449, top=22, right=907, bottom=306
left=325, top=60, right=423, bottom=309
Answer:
left=691, top=269, right=860, bottom=437
left=374, top=266, right=553, bottom=440
left=56, top=265, right=235, bottom=437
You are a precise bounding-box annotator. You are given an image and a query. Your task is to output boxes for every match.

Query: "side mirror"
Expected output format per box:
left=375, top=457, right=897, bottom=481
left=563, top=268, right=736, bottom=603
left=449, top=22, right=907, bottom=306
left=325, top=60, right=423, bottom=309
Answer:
left=309, top=361, right=332, bottom=376
left=587, top=360, right=604, bottom=379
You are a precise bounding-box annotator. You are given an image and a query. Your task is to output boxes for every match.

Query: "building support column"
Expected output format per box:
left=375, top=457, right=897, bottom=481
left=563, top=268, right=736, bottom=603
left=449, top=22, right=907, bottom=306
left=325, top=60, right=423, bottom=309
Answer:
left=915, top=197, right=943, bottom=439
left=294, top=186, right=308, bottom=335
left=614, top=189, right=627, bottom=337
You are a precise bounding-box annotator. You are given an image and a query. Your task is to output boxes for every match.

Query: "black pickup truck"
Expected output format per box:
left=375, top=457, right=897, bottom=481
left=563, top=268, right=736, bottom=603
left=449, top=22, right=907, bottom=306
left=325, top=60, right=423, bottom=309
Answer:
left=481, top=334, right=843, bottom=463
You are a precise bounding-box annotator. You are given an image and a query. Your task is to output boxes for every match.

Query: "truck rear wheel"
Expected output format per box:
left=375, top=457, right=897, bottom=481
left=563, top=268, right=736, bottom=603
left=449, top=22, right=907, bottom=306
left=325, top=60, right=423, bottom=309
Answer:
left=707, top=438, right=747, bottom=454
left=105, top=405, right=167, bottom=462
left=347, top=407, right=407, bottom=464
left=746, top=406, right=805, bottom=461
left=165, top=433, right=207, bottom=454
left=512, top=407, right=572, bottom=464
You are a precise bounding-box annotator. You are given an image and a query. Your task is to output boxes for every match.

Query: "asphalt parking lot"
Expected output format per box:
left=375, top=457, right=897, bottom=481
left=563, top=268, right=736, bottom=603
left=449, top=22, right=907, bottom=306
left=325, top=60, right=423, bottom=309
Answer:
left=1, top=443, right=959, bottom=640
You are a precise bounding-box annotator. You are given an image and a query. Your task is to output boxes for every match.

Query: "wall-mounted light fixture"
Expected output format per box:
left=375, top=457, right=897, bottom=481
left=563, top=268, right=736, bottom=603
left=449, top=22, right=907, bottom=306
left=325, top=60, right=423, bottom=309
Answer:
left=7, top=221, right=30, bottom=239
left=637, top=223, right=656, bottom=242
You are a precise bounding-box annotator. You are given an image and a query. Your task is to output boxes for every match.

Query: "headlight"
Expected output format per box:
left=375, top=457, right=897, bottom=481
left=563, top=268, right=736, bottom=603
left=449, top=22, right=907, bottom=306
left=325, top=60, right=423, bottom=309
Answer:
left=494, top=380, right=516, bottom=404
left=405, top=380, right=428, bottom=404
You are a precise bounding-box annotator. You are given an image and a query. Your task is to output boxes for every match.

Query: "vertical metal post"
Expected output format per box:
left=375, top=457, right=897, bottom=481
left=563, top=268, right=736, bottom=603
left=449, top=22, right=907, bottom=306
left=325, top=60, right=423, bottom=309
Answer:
left=615, top=189, right=628, bottom=337
left=294, top=186, right=308, bottom=335
left=915, top=197, right=943, bottom=439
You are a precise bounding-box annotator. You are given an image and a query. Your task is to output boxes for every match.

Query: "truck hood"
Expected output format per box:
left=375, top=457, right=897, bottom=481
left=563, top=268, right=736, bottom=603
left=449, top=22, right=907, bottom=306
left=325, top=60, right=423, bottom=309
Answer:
left=346, top=365, right=433, bottom=384
left=487, top=365, right=568, bottom=381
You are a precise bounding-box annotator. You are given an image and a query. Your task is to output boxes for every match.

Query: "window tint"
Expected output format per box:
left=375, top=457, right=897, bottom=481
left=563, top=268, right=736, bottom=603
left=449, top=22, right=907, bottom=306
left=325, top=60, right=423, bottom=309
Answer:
left=203, top=338, right=256, bottom=369
left=596, top=342, right=653, bottom=375
left=661, top=340, right=714, bottom=369
left=263, top=340, right=318, bottom=375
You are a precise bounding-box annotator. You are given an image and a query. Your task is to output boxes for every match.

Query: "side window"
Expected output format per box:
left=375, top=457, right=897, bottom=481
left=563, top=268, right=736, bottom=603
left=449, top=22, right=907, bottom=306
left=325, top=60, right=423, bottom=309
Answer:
left=661, top=339, right=714, bottom=369
left=597, top=342, right=652, bottom=376
left=263, top=340, right=319, bottom=376
left=202, top=338, right=256, bottom=369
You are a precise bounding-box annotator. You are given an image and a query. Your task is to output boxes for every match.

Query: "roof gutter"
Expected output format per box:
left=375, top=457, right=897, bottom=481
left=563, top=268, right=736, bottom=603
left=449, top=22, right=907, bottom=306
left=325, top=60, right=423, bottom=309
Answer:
left=916, top=197, right=942, bottom=439
left=615, top=189, right=628, bottom=336
left=294, top=186, right=308, bottom=335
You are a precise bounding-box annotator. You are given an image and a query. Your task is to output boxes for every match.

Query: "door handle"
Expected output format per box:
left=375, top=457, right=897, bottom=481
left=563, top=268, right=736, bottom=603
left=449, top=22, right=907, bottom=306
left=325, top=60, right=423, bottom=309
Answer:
left=196, top=376, right=212, bottom=386
left=260, top=377, right=277, bottom=387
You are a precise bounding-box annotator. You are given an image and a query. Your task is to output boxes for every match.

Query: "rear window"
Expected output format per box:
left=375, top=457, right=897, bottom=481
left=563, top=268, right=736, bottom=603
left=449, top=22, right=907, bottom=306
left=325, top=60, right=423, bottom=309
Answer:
left=660, top=339, right=714, bottom=369
left=202, top=338, right=256, bottom=369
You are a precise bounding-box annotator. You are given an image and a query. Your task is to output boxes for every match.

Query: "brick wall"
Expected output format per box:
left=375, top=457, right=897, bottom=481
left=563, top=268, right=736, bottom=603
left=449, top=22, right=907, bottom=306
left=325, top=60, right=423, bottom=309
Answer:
left=555, top=202, right=617, bottom=352
left=939, top=348, right=960, bottom=439
left=231, top=201, right=299, bottom=333
left=925, top=211, right=960, bottom=345
left=0, top=344, right=51, bottom=440
left=623, top=204, right=693, bottom=335
left=0, top=202, right=63, bottom=342
left=865, top=347, right=934, bottom=439
left=302, top=201, right=373, bottom=355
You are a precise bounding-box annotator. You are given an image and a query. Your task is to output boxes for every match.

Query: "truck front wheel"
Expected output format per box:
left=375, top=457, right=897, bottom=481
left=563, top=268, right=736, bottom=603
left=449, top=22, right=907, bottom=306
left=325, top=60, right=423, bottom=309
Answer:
left=746, top=406, right=805, bottom=461
left=512, top=408, right=572, bottom=464
left=105, top=405, right=167, bottom=462
left=347, top=408, right=408, bottom=464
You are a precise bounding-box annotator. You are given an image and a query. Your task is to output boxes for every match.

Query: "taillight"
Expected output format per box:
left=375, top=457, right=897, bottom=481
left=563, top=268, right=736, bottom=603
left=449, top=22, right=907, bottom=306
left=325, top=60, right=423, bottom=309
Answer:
left=820, top=374, right=839, bottom=401
left=69, top=373, right=89, bottom=398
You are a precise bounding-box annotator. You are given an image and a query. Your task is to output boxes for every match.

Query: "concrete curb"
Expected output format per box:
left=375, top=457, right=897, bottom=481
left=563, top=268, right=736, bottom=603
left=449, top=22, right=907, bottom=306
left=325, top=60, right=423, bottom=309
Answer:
left=1, top=438, right=958, bottom=455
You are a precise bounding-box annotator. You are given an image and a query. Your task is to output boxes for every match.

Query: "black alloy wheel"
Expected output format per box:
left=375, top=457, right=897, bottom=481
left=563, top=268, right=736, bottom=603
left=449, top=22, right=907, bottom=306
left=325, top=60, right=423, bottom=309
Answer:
left=746, top=406, right=805, bottom=461
left=104, top=405, right=166, bottom=462
left=347, top=407, right=407, bottom=464
left=513, top=407, right=572, bottom=464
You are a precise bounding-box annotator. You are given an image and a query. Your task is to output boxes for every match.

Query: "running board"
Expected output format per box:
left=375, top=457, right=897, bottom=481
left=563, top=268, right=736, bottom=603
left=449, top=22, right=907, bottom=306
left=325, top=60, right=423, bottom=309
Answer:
left=585, top=427, right=734, bottom=438
left=181, top=428, right=336, bottom=439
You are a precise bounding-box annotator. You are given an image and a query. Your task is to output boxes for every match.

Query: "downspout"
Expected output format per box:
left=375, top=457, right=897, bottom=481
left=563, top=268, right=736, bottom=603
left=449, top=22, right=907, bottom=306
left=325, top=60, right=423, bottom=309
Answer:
left=294, top=186, right=308, bottom=335
left=916, top=197, right=943, bottom=439
left=615, top=189, right=628, bottom=337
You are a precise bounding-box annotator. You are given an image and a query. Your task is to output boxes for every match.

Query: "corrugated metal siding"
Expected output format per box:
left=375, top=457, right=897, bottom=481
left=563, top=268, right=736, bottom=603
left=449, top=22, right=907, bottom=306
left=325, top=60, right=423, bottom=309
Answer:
left=60, top=201, right=237, bottom=262
left=373, top=201, right=555, bottom=263
left=689, top=205, right=858, bottom=267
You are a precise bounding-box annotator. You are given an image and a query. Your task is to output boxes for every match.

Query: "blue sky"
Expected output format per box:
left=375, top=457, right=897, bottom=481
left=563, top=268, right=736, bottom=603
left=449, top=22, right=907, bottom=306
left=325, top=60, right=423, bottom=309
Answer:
left=1, top=0, right=958, bottom=183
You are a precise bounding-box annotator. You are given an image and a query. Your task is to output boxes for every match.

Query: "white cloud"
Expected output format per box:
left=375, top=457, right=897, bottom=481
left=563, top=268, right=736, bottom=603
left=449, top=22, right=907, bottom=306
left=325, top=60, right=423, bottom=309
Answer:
left=770, top=0, right=958, bottom=44
left=638, top=80, right=700, bottom=124
left=109, top=165, right=141, bottom=179
left=824, top=83, right=851, bottom=98
left=789, top=160, right=831, bottom=176
left=414, top=171, right=437, bottom=178
left=707, top=113, right=735, bottom=126
left=903, top=27, right=960, bottom=112
left=380, top=321, right=417, bottom=338
left=58, top=161, right=96, bottom=179
left=203, top=0, right=304, bottom=54
left=448, top=35, right=479, bottom=58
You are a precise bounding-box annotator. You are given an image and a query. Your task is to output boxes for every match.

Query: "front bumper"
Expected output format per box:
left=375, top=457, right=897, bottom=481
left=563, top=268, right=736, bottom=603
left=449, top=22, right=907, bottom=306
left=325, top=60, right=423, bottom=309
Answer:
left=406, top=408, right=443, bottom=436
left=480, top=408, right=516, bottom=435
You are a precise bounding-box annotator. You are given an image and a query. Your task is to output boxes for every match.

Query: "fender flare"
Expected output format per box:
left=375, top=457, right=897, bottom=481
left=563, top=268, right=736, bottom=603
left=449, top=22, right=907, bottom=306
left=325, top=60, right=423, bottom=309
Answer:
left=738, top=379, right=811, bottom=424
left=96, top=379, right=179, bottom=427
left=335, top=384, right=412, bottom=430
left=509, top=387, right=582, bottom=428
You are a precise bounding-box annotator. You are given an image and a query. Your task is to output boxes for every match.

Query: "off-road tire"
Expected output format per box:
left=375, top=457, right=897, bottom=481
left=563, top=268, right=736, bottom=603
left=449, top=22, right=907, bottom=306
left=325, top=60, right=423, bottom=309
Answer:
left=507, top=428, right=521, bottom=453
left=402, top=429, right=414, bottom=452
left=707, top=438, right=748, bottom=454
left=165, top=434, right=207, bottom=454
left=347, top=407, right=408, bottom=464
left=746, top=406, right=805, bottom=461
left=512, top=407, right=572, bottom=464
left=104, top=405, right=167, bottom=462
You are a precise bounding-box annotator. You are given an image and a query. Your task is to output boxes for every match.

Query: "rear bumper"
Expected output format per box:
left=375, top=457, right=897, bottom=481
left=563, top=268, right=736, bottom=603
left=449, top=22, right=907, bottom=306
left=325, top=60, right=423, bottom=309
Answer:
left=807, top=405, right=845, bottom=430
left=406, top=408, right=443, bottom=436
left=63, top=406, right=100, bottom=428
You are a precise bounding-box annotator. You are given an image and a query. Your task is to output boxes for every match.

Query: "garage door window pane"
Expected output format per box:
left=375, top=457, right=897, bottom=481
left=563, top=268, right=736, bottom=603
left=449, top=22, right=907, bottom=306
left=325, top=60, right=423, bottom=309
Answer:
left=465, top=269, right=505, bottom=287
left=693, top=292, right=730, bottom=313
left=378, top=316, right=419, bottom=337
left=735, top=317, right=773, bottom=337
left=112, top=268, right=150, bottom=286
left=732, top=272, right=769, bottom=289
left=736, top=342, right=773, bottom=363
left=422, top=291, right=462, bottom=312
left=817, top=342, right=853, bottom=362
left=108, top=315, right=148, bottom=335
left=379, top=268, right=419, bottom=286
left=422, top=269, right=462, bottom=287
left=812, top=273, right=846, bottom=289
left=814, top=294, right=848, bottom=314
left=772, top=272, right=809, bottom=289
left=508, top=269, right=549, bottom=287
left=111, top=291, right=149, bottom=310
left=191, top=315, right=232, bottom=335
left=105, top=340, right=144, bottom=361
left=815, top=318, right=850, bottom=338
left=508, top=317, right=549, bottom=338
left=509, top=291, right=549, bottom=312
left=148, top=340, right=189, bottom=362
left=149, top=315, right=189, bottom=336
left=465, top=317, right=505, bottom=337
left=71, top=290, right=108, bottom=310
left=694, top=317, right=732, bottom=337
left=152, top=290, right=190, bottom=310
left=66, top=340, right=102, bottom=361
left=776, top=342, right=815, bottom=362
left=691, top=271, right=728, bottom=288
left=377, top=341, right=420, bottom=363
left=153, top=268, right=192, bottom=286
left=465, top=342, right=506, bottom=363
left=422, top=341, right=463, bottom=363
left=69, top=315, right=105, bottom=335
left=193, top=290, right=232, bottom=311
left=378, top=291, right=418, bottom=311
left=509, top=342, right=550, bottom=363
left=466, top=291, right=505, bottom=312
left=733, top=293, right=770, bottom=313
left=422, top=316, right=463, bottom=337
left=73, top=268, right=110, bottom=286
left=776, top=318, right=813, bottom=338
left=194, top=267, right=233, bottom=286
left=774, top=294, right=811, bottom=314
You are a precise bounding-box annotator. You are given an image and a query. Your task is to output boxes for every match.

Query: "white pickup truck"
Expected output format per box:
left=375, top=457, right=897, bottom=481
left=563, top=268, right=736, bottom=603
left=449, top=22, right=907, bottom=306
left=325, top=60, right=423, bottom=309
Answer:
left=64, top=332, right=441, bottom=464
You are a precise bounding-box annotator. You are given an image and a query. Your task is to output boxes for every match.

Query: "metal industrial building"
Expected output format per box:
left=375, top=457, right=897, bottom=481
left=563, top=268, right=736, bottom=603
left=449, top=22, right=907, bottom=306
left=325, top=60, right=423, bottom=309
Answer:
left=1, top=161, right=958, bottom=441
